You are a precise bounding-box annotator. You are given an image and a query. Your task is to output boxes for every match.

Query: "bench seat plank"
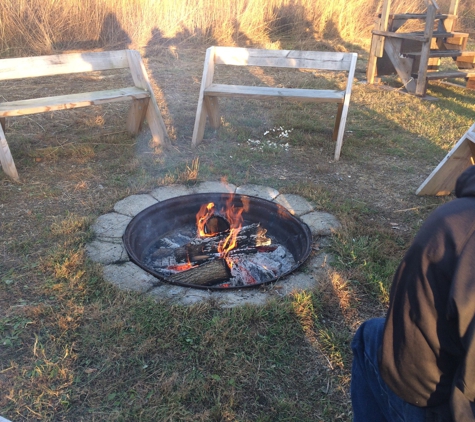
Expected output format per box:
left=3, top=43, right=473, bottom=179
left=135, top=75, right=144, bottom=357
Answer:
left=205, top=84, right=345, bottom=103
left=0, top=87, right=150, bottom=117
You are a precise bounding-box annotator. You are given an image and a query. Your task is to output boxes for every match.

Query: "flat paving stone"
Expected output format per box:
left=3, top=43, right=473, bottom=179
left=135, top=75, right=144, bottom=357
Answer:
left=92, top=213, right=132, bottom=241
left=150, top=185, right=193, bottom=201
left=217, top=291, right=269, bottom=308
left=102, top=262, right=157, bottom=293
left=192, top=181, right=237, bottom=194
left=114, top=194, right=158, bottom=217
left=235, top=184, right=280, bottom=201
left=300, top=211, right=341, bottom=236
left=86, top=240, right=129, bottom=264
left=275, top=273, right=319, bottom=296
left=274, top=194, right=315, bottom=216
left=176, top=290, right=213, bottom=305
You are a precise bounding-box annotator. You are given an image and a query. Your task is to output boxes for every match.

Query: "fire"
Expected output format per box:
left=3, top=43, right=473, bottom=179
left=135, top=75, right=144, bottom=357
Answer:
left=167, top=262, right=197, bottom=272
left=196, top=202, right=216, bottom=237
left=195, top=196, right=245, bottom=267
left=217, top=196, right=244, bottom=265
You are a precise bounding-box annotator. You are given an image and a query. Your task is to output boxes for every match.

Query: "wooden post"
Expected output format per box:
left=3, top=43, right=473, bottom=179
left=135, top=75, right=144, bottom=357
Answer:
left=126, top=50, right=170, bottom=149
left=384, top=38, right=417, bottom=92
left=192, top=47, right=217, bottom=147
left=442, top=0, right=459, bottom=32
left=415, top=2, right=437, bottom=96
left=126, top=98, right=150, bottom=135
left=0, top=123, right=19, bottom=182
left=367, top=0, right=392, bottom=83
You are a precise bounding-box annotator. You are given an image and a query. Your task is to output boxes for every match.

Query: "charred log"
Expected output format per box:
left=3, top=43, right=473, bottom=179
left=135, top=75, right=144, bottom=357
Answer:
left=168, top=259, right=231, bottom=286
left=174, top=223, right=270, bottom=263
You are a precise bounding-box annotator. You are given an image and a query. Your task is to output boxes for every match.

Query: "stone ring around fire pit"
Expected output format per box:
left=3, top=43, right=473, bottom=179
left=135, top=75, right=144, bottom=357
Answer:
left=86, top=181, right=341, bottom=308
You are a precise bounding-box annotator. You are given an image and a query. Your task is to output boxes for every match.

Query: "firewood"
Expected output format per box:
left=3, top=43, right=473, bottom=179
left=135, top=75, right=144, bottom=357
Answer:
left=168, top=259, right=231, bottom=286
left=173, top=223, right=270, bottom=263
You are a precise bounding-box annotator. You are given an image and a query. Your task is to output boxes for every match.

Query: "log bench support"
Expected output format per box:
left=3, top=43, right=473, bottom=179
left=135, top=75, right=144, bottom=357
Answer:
left=191, top=47, right=358, bottom=161
left=0, top=49, right=170, bottom=182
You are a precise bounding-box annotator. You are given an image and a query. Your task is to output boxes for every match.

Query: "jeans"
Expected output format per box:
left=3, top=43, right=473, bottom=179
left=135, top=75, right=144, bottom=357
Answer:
left=351, top=318, right=428, bottom=422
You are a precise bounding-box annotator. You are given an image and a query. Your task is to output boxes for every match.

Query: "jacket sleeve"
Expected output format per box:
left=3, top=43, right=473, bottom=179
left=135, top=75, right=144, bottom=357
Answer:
left=450, top=234, right=475, bottom=420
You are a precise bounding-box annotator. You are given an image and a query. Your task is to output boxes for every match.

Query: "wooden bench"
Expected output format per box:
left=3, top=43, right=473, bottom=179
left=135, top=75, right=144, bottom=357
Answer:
left=0, top=49, right=170, bottom=182
left=191, top=46, right=358, bottom=160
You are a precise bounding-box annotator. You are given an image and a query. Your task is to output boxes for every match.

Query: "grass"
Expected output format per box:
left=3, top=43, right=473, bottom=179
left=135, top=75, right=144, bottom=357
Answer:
left=1, top=3, right=475, bottom=419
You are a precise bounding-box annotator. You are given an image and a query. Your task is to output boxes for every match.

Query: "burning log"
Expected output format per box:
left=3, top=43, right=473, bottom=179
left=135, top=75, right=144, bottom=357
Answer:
left=174, top=223, right=270, bottom=263
left=168, top=259, right=231, bottom=286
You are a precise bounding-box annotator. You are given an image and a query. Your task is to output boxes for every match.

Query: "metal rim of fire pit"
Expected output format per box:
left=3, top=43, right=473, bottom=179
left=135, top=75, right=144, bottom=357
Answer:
left=122, top=192, right=313, bottom=290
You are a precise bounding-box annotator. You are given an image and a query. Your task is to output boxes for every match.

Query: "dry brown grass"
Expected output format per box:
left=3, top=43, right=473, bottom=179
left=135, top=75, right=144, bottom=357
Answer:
left=2, top=0, right=473, bottom=57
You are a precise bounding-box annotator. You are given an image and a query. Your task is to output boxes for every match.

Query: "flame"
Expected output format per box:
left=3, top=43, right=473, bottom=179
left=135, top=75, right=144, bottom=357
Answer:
left=196, top=202, right=215, bottom=237
left=217, top=196, right=244, bottom=265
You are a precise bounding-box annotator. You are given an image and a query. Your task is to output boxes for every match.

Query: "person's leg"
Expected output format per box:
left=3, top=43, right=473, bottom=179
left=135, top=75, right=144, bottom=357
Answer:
left=351, top=318, right=428, bottom=422
left=351, top=317, right=389, bottom=421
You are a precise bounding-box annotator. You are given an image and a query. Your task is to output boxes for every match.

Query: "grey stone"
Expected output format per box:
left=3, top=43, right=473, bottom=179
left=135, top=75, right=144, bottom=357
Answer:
left=177, top=289, right=213, bottom=305
left=147, top=284, right=178, bottom=301
left=235, top=184, right=280, bottom=201
left=86, top=240, right=129, bottom=264
left=300, top=211, right=341, bottom=236
left=275, top=273, right=318, bottom=296
left=102, top=262, right=157, bottom=293
left=218, top=291, right=268, bottom=308
left=308, top=252, right=332, bottom=269
left=192, top=181, right=237, bottom=194
left=274, top=194, right=315, bottom=216
left=113, top=194, right=158, bottom=217
left=150, top=185, right=193, bottom=201
left=92, top=213, right=132, bottom=240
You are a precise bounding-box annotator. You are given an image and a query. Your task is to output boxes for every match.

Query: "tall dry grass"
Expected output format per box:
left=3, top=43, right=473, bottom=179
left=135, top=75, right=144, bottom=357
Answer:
left=0, top=0, right=474, bottom=56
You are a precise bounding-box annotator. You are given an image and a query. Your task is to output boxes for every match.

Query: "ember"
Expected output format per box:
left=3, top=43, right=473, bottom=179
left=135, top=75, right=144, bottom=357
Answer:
left=123, top=193, right=312, bottom=290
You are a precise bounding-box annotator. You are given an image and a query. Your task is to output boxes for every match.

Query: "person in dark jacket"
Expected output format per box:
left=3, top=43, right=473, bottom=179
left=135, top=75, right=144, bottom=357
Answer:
left=351, top=165, right=475, bottom=422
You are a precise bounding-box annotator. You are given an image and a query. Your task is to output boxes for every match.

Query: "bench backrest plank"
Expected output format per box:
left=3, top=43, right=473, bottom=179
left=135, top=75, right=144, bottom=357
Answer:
left=0, top=50, right=130, bottom=81
left=213, top=47, right=355, bottom=71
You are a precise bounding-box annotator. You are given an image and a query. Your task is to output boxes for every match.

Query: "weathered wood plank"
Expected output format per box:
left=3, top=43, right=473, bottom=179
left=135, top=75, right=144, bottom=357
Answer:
left=213, top=47, right=355, bottom=71
left=384, top=38, right=417, bottom=92
left=424, top=70, right=474, bottom=80
left=126, top=50, right=170, bottom=148
left=372, top=30, right=427, bottom=42
left=0, top=123, right=19, bottom=182
left=204, top=84, right=345, bottom=102
left=126, top=97, right=149, bottom=135
left=0, top=87, right=149, bottom=117
left=416, top=123, right=475, bottom=196
left=0, top=50, right=129, bottom=80
left=192, top=47, right=217, bottom=147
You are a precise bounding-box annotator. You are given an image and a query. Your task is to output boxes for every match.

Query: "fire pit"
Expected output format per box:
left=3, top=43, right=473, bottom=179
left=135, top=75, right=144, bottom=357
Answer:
left=123, top=192, right=312, bottom=290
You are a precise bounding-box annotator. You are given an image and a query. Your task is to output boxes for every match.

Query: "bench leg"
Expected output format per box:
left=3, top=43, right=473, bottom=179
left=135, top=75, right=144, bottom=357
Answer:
left=332, top=103, right=344, bottom=143
left=0, top=123, right=20, bottom=182
left=204, top=97, right=220, bottom=128
left=126, top=50, right=170, bottom=148
left=334, top=100, right=352, bottom=161
left=192, top=95, right=209, bottom=147
left=126, top=98, right=150, bottom=135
